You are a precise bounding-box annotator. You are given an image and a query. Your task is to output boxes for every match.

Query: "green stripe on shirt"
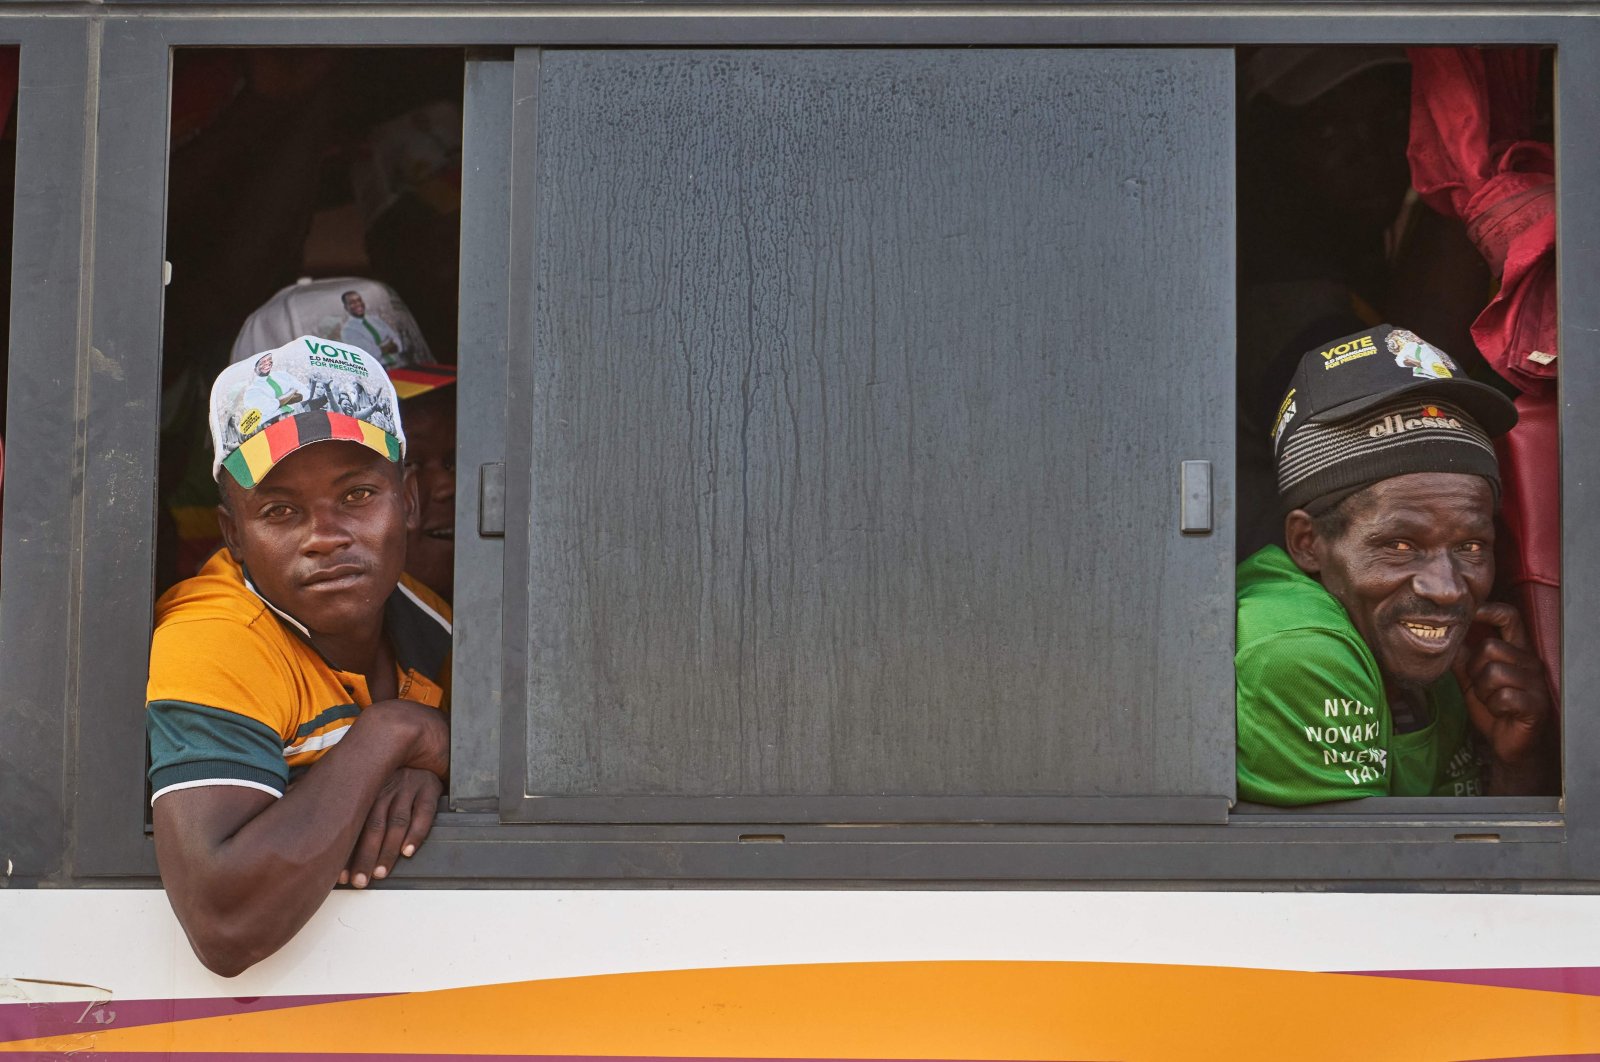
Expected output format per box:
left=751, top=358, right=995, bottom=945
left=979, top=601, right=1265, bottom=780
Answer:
left=293, top=702, right=361, bottom=739
left=147, top=698, right=289, bottom=794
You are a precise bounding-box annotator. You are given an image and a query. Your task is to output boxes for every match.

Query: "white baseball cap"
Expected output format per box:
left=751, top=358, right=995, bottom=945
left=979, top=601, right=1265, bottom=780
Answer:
left=210, top=335, right=407, bottom=489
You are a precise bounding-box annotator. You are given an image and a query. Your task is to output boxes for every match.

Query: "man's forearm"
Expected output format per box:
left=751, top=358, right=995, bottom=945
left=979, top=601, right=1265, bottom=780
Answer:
left=155, top=700, right=445, bottom=976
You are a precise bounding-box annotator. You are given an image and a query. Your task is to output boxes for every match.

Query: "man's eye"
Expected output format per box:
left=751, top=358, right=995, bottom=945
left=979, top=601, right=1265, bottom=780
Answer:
left=1458, top=541, right=1486, bottom=554
left=1387, top=540, right=1415, bottom=552
left=262, top=504, right=294, bottom=519
left=347, top=486, right=376, bottom=502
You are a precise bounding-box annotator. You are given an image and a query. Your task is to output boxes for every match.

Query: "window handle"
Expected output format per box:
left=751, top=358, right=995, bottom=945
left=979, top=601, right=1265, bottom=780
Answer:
left=479, top=463, right=506, bottom=538
left=1180, top=460, right=1211, bottom=535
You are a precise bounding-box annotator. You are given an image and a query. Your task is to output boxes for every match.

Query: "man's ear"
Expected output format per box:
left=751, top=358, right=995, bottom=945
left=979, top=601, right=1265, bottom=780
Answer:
left=216, top=495, right=244, bottom=563
left=401, top=464, right=421, bottom=533
left=1283, top=509, right=1322, bottom=575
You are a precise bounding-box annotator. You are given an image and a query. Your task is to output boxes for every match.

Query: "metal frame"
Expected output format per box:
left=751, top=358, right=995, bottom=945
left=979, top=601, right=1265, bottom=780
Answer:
left=0, top=3, right=1592, bottom=888
left=0, top=17, right=101, bottom=885
left=448, top=46, right=514, bottom=810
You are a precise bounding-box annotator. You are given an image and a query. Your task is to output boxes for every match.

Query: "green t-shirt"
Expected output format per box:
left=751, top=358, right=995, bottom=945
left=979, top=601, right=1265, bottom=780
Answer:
left=1235, top=545, right=1482, bottom=806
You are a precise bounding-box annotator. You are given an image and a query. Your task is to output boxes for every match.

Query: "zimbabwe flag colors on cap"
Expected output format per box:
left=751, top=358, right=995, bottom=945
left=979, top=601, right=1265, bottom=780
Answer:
left=208, top=335, right=407, bottom=489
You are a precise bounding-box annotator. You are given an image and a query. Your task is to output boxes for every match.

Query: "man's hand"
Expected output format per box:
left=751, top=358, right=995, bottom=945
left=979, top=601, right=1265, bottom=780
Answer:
left=339, top=767, right=442, bottom=889
left=1453, top=602, right=1556, bottom=795
left=334, top=700, right=449, bottom=887
left=365, top=697, right=450, bottom=778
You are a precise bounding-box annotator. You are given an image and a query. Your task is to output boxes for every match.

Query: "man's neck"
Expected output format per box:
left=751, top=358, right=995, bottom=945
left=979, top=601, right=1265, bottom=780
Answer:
left=1384, top=679, right=1431, bottom=734
left=309, top=626, right=385, bottom=679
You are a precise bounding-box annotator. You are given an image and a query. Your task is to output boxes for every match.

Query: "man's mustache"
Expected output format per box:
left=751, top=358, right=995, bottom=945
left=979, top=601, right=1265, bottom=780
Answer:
left=1387, top=596, right=1471, bottom=626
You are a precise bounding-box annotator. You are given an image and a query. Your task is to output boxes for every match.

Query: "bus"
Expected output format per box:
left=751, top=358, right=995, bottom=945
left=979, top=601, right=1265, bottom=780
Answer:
left=4, top=3, right=1599, bottom=1058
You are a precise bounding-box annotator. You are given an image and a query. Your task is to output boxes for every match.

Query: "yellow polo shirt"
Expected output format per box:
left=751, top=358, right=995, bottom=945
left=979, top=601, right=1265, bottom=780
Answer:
left=146, top=550, right=451, bottom=803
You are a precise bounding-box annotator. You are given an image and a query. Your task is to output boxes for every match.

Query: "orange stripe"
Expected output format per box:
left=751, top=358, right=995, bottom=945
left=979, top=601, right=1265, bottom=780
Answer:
left=6, top=961, right=1600, bottom=1059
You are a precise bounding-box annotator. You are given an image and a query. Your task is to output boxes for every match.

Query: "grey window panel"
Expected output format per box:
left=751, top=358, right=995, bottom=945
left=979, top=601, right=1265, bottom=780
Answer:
left=500, top=48, right=1236, bottom=823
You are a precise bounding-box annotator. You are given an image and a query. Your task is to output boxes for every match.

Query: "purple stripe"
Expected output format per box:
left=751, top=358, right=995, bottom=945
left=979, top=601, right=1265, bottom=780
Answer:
left=1458, top=1056, right=1600, bottom=1062
left=0, top=992, right=388, bottom=1044
left=1461, top=1056, right=1600, bottom=1062
left=1344, top=966, right=1600, bottom=996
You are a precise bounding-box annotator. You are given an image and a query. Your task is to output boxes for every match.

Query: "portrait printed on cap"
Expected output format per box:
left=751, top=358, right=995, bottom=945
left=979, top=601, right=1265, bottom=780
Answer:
left=220, top=338, right=399, bottom=454
left=289, top=280, right=429, bottom=370
left=1386, top=328, right=1458, bottom=381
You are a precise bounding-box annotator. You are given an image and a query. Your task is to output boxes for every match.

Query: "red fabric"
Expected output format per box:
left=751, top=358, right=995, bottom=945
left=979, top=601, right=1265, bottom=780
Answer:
left=0, top=49, right=16, bottom=138
left=1495, top=391, right=1561, bottom=704
left=1408, top=47, right=1556, bottom=394
left=1407, top=47, right=1560, bottom=701
left=326, top=412, right=366, bottom=443
left=170, top=52, right=246, bottom=148
left=263, top=414, right=302, bottom=463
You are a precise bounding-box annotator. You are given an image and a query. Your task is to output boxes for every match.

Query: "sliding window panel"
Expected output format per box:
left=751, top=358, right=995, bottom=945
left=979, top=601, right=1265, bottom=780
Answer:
left=502, top=48, right=1236, bottom=824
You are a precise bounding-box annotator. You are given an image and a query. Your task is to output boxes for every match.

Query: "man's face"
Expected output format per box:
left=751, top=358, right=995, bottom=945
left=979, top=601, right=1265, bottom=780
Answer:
left=255, top=354, right=274, bottom=376
left=218, top=442, right=417, bottom=639
left=344, top=293, right=367, bottom=317
left=400, top=391, right=457, bottom=601
left=1300, top=472, right=1495, bottom=691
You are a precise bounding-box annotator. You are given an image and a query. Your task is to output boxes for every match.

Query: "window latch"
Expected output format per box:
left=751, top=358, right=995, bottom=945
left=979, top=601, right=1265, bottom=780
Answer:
left=479, top=463, right=506, bottom=538
left=1180, top=460, right=1211, bottom=535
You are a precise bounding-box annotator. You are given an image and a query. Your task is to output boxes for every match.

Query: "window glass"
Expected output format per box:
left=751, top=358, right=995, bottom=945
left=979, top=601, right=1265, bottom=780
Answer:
left=501, top=48, right=1237, bottom=822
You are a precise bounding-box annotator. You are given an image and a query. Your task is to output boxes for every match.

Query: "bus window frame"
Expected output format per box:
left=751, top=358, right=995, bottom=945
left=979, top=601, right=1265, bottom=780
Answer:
left=3, top=4, right=1595, bottom=888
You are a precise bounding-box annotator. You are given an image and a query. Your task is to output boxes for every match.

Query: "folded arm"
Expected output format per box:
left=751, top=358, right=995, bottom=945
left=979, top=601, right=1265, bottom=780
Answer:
left=153, top=699, right=447, bottom=977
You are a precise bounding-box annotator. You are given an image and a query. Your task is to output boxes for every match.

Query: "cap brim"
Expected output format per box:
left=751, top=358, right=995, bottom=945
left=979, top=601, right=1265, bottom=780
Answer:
left=221, top=410, right=402, bottom=489
left=390, top=364, right=457, bottom=401
left=1310, top=377, right=1519, bottom=437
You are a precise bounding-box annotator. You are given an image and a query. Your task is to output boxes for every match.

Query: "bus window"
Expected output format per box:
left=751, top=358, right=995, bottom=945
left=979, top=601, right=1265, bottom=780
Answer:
left=1234, top=46, right=1560, bottom=806
left=152, top=49, right=464, bottom=832
left=157, top=48, right=464, bottom=598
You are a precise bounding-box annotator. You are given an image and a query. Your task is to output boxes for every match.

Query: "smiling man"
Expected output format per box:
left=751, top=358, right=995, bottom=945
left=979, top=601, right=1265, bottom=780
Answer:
left=146, top=336, right=452, bottom=976
left=1237, top=325, right=1555, bottom=805
left=392, top=378, right=456, bottom=601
